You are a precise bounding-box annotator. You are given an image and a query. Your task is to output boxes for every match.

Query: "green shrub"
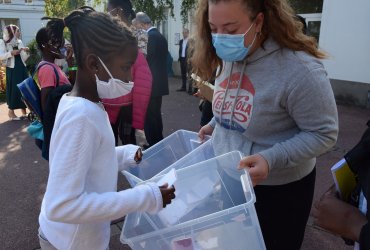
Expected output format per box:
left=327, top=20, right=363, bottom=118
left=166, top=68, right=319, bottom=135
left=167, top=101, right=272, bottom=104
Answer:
left=26, top=39, right=42, bottom=75
left=0, top=92, right=5, bottom=103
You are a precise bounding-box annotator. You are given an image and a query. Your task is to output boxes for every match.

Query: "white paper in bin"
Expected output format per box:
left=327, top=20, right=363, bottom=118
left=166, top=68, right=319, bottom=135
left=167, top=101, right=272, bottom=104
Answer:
left=157, top=175, right=217, bottom=226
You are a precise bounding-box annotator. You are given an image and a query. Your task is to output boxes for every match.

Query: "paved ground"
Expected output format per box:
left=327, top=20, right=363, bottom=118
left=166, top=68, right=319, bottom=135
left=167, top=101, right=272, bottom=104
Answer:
left=0, top=77, right=369, bottom=250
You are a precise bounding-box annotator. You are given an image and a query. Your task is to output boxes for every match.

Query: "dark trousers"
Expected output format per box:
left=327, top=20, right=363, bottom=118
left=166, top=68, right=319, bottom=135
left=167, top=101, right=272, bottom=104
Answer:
left=111, top=105, right=136, bottom=146
left=254, top=168, right=316, bottom=250
left=144, top=96, right=163, bottom=146
left=179, top=57, right=188, bottom=90
left=200, top=100, right=213, bottom=127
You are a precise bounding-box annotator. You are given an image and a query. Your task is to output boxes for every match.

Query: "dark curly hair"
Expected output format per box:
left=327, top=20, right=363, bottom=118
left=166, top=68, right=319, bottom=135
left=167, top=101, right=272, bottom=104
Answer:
left=42, top=6, right=137, bottom=68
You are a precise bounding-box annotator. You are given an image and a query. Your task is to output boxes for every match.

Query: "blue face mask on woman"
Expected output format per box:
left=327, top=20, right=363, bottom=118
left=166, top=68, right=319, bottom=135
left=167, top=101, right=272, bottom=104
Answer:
left=212, top=23, right=257, bottom=62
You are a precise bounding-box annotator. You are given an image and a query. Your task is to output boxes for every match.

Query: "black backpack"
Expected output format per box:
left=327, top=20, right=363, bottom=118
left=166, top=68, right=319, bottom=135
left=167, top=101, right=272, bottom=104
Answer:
left=42, top=83, right=73, bottom=160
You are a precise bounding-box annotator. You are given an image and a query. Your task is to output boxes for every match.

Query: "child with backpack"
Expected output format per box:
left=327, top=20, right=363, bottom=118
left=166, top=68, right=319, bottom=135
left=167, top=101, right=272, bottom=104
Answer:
left=35, top=27, right=73, bottom=115
left=38, top=7, right=176, bottom=250
left=29, top=27, right=74, bottom=160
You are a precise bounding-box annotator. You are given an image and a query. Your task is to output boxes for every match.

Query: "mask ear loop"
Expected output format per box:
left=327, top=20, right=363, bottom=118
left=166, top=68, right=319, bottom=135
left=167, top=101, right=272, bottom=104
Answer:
left=97, top=57, right=114, bottom=79
left=243, top=22, right=255, bottom=36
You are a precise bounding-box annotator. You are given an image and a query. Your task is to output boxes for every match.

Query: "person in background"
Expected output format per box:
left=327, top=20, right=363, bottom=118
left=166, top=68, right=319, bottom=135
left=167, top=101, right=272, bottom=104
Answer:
left=0, top=25, right=29, bottom=120
left=296, top=14, right=307, bottom=35
left=35, top=27, right=72, bottom=115
left=167, top=50, right=174, bottom=77
left=177, top=28, right=191, bottom=93
left=38, top=7, right=175, bottom=249
left=135, top=11, right=169, bottom=147
left=132, top=17, right=148, bottom=56
left=192, top=0, right=338, bottom=249
left=313, top=121, right=369, bottom=250
left=35, top=27, right=74, bottom=159
left=106, top=0, right=152, bottom=147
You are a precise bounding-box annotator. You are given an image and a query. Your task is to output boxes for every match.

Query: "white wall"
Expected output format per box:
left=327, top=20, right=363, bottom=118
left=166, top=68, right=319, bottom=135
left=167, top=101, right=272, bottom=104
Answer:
left=0, top=1, right=44, bottom=45
left=166, top=0, right=184, bottom=61
left=319, top=0, right=370, bottom=84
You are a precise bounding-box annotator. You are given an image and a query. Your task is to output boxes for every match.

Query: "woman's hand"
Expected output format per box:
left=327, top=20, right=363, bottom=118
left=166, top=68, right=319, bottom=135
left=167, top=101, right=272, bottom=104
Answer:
left=11, top=50, right=20, bottom=56
left=193, top=89, right=206, bottom=100
left=312, top=186, right=368, bottom=242
left=159, top=184, right=176, bottom=208
left=21, top=47, right=29, bottom=52
left=198, top=124, right=214, bottom=141
left=238, top=154, right=269, bottom=186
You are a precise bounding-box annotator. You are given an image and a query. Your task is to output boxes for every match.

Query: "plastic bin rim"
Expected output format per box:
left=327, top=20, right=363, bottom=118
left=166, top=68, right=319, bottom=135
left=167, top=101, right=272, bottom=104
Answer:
left=121, top=201, right=255, bottom=244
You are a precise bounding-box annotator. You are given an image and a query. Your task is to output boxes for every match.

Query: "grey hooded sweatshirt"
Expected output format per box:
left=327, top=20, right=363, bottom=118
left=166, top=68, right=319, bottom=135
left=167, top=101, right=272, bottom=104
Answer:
left=209, top=38, right=338, bottom=185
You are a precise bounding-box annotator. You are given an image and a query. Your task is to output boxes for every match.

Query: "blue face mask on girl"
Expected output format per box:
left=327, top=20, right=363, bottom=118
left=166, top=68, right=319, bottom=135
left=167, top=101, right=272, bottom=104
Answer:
left=212, top=23, right=257, bottom=62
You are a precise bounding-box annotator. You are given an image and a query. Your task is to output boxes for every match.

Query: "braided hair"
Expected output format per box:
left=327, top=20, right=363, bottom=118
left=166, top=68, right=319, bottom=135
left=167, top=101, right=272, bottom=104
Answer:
left=35, top=27, right=49, bottom=50
left=108, top=0, right=136, bottom=22
left=42, top=6, right=137, bottom=68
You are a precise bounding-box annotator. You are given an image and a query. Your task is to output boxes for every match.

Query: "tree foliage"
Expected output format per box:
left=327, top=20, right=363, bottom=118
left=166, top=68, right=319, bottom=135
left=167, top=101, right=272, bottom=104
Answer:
left=94, top=0, right=195, bottom=25
left=180, top=0, right=197, bottom=25
left=45, top=0, right=86, bottom=17
left=131, top=0, right=174, bottom=25
left=45, top=0, right=197, bottom=25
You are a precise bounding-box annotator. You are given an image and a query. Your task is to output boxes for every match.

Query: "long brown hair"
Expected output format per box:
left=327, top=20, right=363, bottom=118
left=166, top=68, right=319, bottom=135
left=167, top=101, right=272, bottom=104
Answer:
left=4, top=25, right=19, bottom=43
left=191, top=0, right=326, bottom=81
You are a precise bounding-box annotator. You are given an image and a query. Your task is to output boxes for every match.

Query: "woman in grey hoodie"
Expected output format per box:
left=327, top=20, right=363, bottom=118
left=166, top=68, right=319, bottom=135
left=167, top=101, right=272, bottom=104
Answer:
left=192, top=0, right=338, bottom=249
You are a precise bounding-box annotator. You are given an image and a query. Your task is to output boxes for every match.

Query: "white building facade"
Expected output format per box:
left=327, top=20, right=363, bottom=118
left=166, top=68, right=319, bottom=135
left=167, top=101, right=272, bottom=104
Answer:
left=319, top=0, right=370, bottom=107
left=0, top=0, right=45, bottom=45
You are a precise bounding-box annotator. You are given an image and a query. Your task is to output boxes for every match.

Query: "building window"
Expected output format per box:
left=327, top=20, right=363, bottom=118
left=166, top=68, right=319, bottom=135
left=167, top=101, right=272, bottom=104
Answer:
left=1, top=0, right=12, bottom=3
left=25, top=0, right=33, bottom=3
left=289, top=0, right=323, bottom=42
left=288, top=0, right=323, bottom=14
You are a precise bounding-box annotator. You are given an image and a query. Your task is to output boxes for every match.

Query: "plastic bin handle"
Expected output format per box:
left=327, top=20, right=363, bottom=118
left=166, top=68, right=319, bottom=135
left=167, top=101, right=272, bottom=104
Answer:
left=240, top=170, right=255, bottom=204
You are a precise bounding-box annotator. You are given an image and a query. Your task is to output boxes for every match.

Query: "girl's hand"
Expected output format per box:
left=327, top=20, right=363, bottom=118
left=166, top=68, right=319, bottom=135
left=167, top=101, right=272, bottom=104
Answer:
left=238, top=154, right=269, bottom=186
left=159, top=184, right=176, bottom=208
left=66, top=46, right=74, bottom=66
left=198, top=124, right=214, bottom=141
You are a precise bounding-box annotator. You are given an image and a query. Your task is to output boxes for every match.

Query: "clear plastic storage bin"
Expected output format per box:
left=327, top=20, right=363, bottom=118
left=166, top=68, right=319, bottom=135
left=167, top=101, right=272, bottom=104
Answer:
left=121, top=151, right=266, bottom=250
left=123, top=130, right=208, bottom=187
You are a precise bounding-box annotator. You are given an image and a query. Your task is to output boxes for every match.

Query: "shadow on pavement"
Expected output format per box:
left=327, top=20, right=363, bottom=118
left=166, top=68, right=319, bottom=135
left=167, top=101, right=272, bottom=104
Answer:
left=0, top=118, right=48, bottom=250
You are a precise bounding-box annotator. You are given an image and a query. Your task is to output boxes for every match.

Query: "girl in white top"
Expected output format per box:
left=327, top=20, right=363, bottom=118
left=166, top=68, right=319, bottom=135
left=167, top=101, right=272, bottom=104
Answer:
left=38, top=7, right=175, bottom=250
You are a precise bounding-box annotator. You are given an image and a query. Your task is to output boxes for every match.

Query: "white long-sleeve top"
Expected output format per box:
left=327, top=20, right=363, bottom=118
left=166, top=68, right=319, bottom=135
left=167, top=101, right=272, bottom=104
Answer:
left=39, top=95, right=163, bottom=250
left=0, top=39, right=29, bottom=68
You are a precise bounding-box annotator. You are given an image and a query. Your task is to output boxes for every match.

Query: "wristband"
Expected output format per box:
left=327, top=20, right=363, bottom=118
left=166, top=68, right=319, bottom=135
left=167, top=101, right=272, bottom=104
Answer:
left=68, top=66, right=78, bottom=71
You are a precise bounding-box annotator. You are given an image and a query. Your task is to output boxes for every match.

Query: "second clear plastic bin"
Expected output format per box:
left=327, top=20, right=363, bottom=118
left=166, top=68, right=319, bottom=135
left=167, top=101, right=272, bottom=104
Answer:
left=124, top=139, right=215, bottom=187
left=121, top=151, right=266, bottom=250
left=123, top=130, right=208, bottom=187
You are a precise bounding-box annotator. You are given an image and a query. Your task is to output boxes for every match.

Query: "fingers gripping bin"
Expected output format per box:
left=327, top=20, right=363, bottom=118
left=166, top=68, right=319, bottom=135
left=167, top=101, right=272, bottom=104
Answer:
left=123, top=130, right=207, bottom=187
left=121, top=151, right=266, bottom=250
